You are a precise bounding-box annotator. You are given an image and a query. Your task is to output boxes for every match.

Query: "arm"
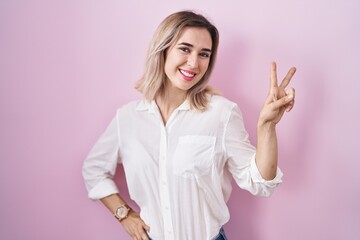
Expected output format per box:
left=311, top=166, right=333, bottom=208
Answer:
left=255, top=62, right=296, bottom=180
left=82, top=115, right=150, bottom=240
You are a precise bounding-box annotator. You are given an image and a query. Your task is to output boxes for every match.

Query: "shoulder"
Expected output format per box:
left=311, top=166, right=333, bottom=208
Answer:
left=208, top=95, right=237, bottom=112
left=196, top=95, right=241, bottom=126
left=206, top=95, right=247, bottom=124
left=115, top=99, right=148, bottom=116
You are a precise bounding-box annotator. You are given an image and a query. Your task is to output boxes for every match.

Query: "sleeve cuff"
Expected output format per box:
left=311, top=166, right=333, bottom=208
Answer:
left=88, top=178, right=119, bottom=200
left=250, top=154, right=283, bottom=187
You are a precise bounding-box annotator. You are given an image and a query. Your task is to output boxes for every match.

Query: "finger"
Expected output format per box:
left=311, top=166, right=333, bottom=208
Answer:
left=285, top=88, right=295, bottom=111
left=131, top=232, right=139, bottom=240
left=265, top=86, right=278, bottom=104
left=141, top=232, right=150, bottom=240
left=272, top=93, right=294, bottom=110
left=285, top=88, right=295, bottom=102
left=133, top=233, right=141, bottom=240
left=286, top=100, right=295, bottom=112
left=273, top=86, right=278, bottom=102
left=270, top=61, right=278, bottom=89
left=279, top=67, right=296, bottom=89
left=143, top=223, right=150, bottom=232
left=133, top=227, right=144, bottom=240
left=136, top=226, right=149, bottom=240
left=287, top=87, right=295, bottom=95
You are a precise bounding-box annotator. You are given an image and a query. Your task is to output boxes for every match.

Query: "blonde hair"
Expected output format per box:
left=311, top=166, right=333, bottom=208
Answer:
left=135, top=10, right=220, bottom=111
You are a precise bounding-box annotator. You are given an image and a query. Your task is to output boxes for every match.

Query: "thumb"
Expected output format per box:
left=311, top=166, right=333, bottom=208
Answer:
left=143, top=223, right=150, bottom=232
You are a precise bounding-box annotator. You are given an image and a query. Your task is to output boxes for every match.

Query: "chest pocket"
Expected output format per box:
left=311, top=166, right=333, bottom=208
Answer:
left=172, top=135, right=216, bottom=178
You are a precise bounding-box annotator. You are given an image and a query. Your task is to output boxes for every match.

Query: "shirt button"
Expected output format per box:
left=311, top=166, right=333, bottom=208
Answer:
left=162, top=181, right=166, bottom=186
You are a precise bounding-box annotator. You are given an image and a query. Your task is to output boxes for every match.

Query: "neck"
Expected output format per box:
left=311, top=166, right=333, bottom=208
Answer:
left=155, top=88, right=187, bottom=125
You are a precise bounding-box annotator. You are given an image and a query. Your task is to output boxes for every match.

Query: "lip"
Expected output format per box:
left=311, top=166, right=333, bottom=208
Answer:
left=179, top=69, right=197, bottom=81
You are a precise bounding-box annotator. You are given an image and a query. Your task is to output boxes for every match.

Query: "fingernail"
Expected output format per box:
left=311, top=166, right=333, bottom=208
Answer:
left=287, top=94, right=294, bottom=99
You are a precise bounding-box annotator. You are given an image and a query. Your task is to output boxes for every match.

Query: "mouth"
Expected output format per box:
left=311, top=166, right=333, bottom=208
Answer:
left=179, top=69, right=197, bottom=81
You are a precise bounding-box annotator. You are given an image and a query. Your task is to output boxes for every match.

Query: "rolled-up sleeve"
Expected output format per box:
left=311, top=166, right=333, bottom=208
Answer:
left=224, top=105, right=283, bottom=197
left=82, top=113, right=120, bottom=200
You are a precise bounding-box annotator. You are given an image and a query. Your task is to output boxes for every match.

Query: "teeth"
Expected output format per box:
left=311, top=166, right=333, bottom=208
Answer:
left=180, top=69, right=195, bottom=77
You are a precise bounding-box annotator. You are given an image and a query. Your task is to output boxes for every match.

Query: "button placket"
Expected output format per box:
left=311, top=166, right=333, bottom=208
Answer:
left=158, top=124, right=174, bottom=238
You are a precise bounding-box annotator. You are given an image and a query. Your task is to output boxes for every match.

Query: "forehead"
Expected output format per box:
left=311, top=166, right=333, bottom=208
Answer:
left=176, top=27, right=212, bottom=49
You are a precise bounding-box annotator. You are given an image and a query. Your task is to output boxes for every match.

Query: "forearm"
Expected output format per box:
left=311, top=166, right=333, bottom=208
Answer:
left=255, top=122, right=278, bottom=180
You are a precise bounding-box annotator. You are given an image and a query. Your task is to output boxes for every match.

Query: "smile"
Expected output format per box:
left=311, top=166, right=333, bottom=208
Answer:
left=179, top=69, right=197, bottom=81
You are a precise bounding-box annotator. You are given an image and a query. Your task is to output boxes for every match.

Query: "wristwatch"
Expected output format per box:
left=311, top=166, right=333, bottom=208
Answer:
left=114, top=204, right=131, bottom=222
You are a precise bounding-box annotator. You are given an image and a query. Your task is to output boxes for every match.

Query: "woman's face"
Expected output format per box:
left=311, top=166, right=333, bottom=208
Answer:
left=164, top=27, right=212, bottom=96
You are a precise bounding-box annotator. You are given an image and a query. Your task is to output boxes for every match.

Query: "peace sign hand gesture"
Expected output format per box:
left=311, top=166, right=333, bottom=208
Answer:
left=258, top=62, right=296, bottom=127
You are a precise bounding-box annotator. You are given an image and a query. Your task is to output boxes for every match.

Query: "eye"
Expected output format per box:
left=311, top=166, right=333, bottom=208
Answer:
left=199, top=52, right=210, bottom=58
left=179, top=47, right=190, bottom=53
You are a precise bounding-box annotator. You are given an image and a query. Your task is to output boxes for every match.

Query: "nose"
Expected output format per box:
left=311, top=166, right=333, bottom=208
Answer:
left=187, top=53, right=199, bottom=68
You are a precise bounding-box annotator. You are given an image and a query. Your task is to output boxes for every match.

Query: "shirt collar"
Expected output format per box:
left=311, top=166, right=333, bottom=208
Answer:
left=177, top=99, right=190, bottom=111
left=135, top=100, right=154, bottom=113
left=135, top=99, right=191, bottom=113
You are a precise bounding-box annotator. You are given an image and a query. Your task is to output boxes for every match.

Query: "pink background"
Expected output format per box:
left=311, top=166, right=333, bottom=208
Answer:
left=1, top=1, right=359, bottom=239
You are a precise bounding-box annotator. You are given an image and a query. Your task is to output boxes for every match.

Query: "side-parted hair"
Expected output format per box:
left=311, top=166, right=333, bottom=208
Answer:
left=135, top=10, right=220, bottom=111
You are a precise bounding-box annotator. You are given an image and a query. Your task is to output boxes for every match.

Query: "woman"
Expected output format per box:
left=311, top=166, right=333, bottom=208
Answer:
left=82, top=10, right=296, bottom=240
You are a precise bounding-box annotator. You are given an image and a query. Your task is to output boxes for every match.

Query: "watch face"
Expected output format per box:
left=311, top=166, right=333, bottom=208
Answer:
left=116, top=206, right=128, bottom=218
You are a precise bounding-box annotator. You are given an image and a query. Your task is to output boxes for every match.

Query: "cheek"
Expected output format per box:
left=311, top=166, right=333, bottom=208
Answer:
left=200, top=61, right=210, bottom=74
left=164, top=56, right=175, bottom=71
left=165, top=53, right=182, bottom=71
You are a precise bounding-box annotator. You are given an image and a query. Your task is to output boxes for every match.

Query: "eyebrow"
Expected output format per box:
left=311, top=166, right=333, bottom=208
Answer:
left=177, top=42, right=212, bottom=53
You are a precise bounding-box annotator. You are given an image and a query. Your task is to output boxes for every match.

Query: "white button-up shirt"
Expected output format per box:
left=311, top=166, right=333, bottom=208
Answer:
left=82, top=95, right=282, bottom=240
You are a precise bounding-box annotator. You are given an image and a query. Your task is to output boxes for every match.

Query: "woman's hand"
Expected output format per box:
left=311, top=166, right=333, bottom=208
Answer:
left=258, top=62, right=296, bottom=127
left=255, top=62, right=296, bottom=179
left=121, top=210, right=151, bottom=240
